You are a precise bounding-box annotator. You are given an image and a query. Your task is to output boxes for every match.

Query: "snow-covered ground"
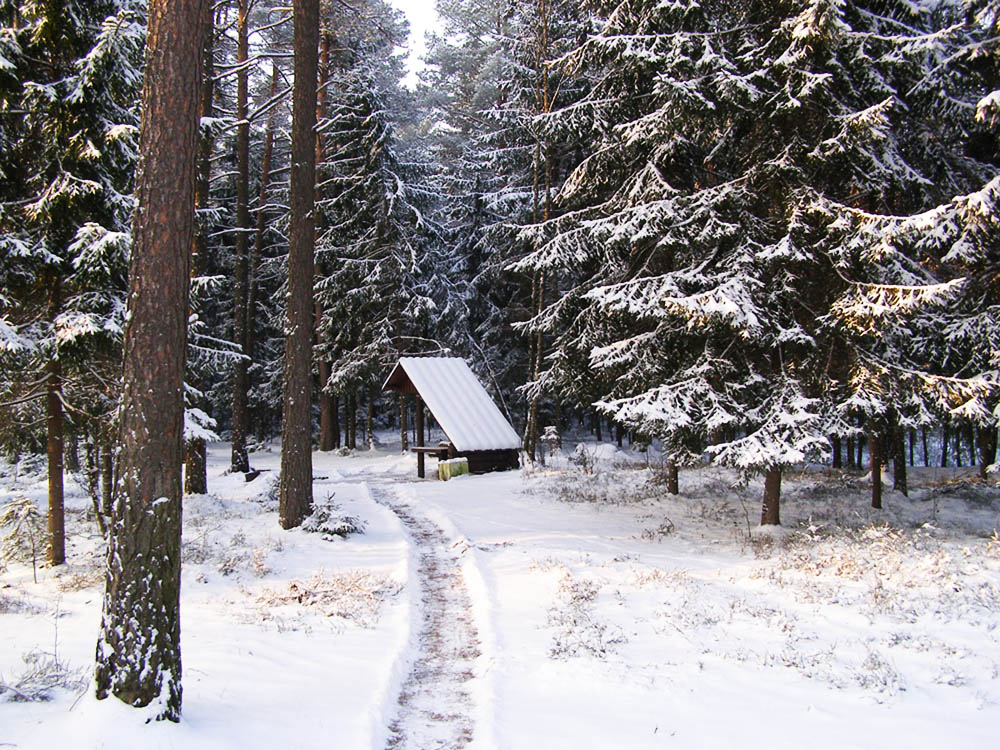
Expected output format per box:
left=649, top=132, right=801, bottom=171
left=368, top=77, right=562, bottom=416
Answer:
left=2, top=436, right=999, bottom=749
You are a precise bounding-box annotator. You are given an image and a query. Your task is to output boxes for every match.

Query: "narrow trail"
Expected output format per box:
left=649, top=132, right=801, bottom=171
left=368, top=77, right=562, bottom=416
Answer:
left=373, top=486, right=482, bottom=750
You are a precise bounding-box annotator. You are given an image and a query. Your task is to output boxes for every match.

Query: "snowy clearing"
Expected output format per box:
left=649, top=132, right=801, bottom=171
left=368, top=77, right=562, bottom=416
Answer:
left=2, top=437, right=999, bottom=749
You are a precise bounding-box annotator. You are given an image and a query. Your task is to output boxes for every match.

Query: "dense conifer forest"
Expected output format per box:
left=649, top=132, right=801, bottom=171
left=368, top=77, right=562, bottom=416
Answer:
left=0, top=0, right=997, bottom=723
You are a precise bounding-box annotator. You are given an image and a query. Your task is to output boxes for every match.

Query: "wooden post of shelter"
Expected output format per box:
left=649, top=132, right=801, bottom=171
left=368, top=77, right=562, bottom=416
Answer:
left=415, top=394, right=425, bottom=478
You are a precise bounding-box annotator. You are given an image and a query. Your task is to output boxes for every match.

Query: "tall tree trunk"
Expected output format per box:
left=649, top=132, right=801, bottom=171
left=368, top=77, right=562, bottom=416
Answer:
left=230, top=0, right=251, bottom=474
left=941, top=423, right=949, bottom=467
left=870, top=428, right=883, bottom=510
left=761, top=466, right=781, bottom=526
left=95, top=0, right=207, bottom=721
left=978, top=425, right=997, bottom=480
left=922, top=426, right=929, bottom=467
left=314, top=31, right=334, bottom=453
left=46, top=275, right=65, bottom=566
left=965, top=423, right=976, bottom=467
left=908, top=428, right=915, bottom=466
left=846, top=436, right=855, bottom=468
left=831, top=436, right=842, bottom=469
left=279, top=0, right=320, bottom=529
left=857, top=432, right=865, bottom=469
left=184, top=1, right=214, bottom=494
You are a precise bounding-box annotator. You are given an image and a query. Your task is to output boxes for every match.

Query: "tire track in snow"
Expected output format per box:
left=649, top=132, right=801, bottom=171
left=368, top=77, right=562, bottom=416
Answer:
left=373, top=486, right=481, bottom=750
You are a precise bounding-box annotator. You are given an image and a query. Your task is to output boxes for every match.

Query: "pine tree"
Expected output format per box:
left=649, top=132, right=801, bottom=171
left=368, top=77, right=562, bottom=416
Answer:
left=0, top=0, right=143, bottom=560
left=95, top=0, right=208, bottom=720
left=523, top=0, right=984, bottom=519
left=279, top=0, right=319, bottom=529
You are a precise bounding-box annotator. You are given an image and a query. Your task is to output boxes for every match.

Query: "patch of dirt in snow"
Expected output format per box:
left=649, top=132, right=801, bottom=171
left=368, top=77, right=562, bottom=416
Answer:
left=374, top=488, right=481, bottom=750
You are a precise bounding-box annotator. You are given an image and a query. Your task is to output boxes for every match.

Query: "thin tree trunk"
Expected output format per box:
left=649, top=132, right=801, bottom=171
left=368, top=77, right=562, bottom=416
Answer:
left=46, top=274, right=65, bottom=566
left=966, top=423, right=976, bottom=467
left=831, top=436, right=842, bottom=469
left=846, top=436, right=855, bottom=468
left=908, top=429, right=915, bottom=466
left=978, top=425, right=997, bottom=480
left=314, top=31, right=334, bottom=452
left=594, top=411, right=602, bottom=442
left=893, top=423, right=907, bottom=497
left=857, top=432, right=865, bottom=469
left=95, top=0, right=208, bottom=720
left=761, top=466, right=781, bottom=526
left=870, top=429, right=883, bottom=510
left=666, top=460, right=679, bottom=495
left=415, top=395, right=425, bottom=478
left=86, top=435, right=107, bottom=537
left=184, top=438, right=207, bottom=494
left=65, top=432, right=80, bottom=473
left=100, top=442, right=112, bottom=518
left=279, top=0, right=320, bottom=529
left=366, top=386, right=374, bottom=449
left=230, top=0, right=251, bottom=474
left=351, top=392, right=358, bottom=449
left=922, top=426, right=929, bottom=467
left=332, top=394, right=341, bottom=448
left=941, top=423, right=949, bottom=467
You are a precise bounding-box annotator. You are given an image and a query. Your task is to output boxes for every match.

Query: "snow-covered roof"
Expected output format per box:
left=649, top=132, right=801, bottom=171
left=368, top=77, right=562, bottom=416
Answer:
left=382, top=357, right=521, bottom=452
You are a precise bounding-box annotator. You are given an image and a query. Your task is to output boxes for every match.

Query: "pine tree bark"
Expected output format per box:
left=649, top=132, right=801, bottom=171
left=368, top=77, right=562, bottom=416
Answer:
left=184, top=0, right=214, bottom=494
left=95, top=0, right=207, bottom=721
left=46, top=274, right=65, bottom=566
left=230, top=0, right=251, bottom=474
left=666, top=460, right=679, bottom=495
left=278, top=0, right=320, bottom=529
left=761, top=466, right=781, bottom=526
left=831, top=436, right=842, bottom=469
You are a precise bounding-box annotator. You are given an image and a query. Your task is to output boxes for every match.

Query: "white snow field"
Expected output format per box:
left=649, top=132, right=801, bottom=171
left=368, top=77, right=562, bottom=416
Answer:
left=2, top=437, right=999, bottom=749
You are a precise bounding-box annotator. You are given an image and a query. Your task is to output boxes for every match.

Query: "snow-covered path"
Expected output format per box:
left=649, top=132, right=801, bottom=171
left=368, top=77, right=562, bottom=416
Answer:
left=374, top=486, right=482, bottom=750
